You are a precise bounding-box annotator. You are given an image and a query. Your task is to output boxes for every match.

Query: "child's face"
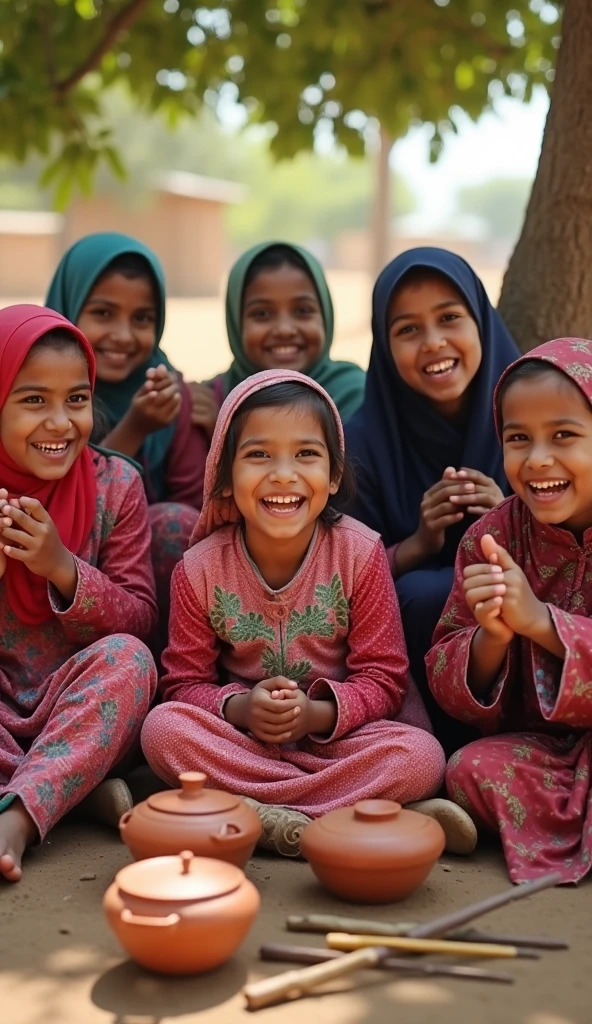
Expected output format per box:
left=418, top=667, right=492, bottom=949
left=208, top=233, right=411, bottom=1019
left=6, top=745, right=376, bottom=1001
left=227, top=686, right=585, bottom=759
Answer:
left=388, top=272, right=482, bottom=418
left=0, top=346, right=93, bottom=479
left=502, top=370, right=592, bottom=534
left=229, top=404, right=338, bottom=544
left=77, top=272, right=157, bottom=382
left=241, top=264, right=325, bottom=372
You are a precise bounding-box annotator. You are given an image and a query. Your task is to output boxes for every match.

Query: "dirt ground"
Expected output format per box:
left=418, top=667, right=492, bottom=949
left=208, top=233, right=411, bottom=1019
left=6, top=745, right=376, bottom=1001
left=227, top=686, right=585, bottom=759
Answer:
left=1, top=813, right=589, bottom=1024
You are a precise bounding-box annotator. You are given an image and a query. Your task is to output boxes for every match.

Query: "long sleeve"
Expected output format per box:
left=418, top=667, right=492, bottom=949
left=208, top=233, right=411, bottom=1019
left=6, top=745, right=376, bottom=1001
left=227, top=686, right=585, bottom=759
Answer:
left=163, top=381, right=208, bottom=510
left=307, top=541, right=409, bottom=741
left=426, top=513, right=514, bottom=732
left=160, top=562, right=250, bottom=714
left=533, top=607, right=592, bottom=728
left=49, top=470, right=157, bottom=645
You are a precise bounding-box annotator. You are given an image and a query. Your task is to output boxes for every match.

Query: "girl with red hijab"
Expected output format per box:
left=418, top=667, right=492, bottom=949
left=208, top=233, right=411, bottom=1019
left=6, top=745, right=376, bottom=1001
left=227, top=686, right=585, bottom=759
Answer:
left=0, top=305, right=157, bottom=881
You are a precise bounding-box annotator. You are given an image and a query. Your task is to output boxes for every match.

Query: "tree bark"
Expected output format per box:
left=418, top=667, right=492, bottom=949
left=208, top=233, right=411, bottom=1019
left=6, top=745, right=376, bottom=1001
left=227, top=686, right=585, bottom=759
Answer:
left=498, top=0, right=592, bottom=352
left=371, top=126, right=393, bottom=279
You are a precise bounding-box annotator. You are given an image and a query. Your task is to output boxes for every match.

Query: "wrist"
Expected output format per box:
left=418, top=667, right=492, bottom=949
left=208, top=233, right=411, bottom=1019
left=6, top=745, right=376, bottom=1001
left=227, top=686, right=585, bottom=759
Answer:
left=47, top=551, right=78, bottom=604
left=223, top=692, right=249, bottom=727
left=524, top=602, right=552, bottom=644
left=307, top=698, right=337, bottom=736
left=123, top=410, right=149, bottom=446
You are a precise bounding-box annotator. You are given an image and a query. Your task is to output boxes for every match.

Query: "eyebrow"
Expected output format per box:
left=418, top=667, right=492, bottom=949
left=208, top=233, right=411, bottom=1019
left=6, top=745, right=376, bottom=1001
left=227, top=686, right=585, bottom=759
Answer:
left=244, top=293, right=319, bottom=309
left=11, top=383, right=92, bottom=394
left=238, top=436, right=327, bottom=450
left=84, top=296, right=156, bottom=310
left=390, top=299, right=464, bottom=326
left=503, top=417, right=586, bottom=430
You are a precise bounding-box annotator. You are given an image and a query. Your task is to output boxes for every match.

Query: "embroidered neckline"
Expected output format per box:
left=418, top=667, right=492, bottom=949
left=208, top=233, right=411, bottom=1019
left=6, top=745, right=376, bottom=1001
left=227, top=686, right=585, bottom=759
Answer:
left=239, top=523, right=320, bottom=595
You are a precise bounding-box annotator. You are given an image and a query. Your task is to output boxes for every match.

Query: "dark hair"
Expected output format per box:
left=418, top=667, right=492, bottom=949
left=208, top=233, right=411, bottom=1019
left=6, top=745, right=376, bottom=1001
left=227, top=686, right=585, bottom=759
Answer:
left=211, top=381, right=355, bottom=526
left=96, top=252, right=159, bottom=304
left=498, top=359, right=576, bottom=415
left=242, top=244, right=320, bottom=310
left=27, top=327, right=85, bottom=357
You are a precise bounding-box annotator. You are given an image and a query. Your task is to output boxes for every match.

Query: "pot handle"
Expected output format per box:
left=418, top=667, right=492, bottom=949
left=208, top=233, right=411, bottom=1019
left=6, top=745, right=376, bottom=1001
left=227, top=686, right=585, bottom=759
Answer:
left=120, top=910, right=180, bottom=928
left=119, top=810, right=132, bottom=830
left=211, top=823, right=245, bottom=845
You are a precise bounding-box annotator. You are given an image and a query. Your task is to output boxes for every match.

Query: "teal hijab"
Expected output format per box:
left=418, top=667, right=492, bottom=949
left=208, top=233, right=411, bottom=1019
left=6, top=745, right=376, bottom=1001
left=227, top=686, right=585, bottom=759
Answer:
left=220, top=242, right=366, bottom=420
left=45, top=232, right=175, bottom=498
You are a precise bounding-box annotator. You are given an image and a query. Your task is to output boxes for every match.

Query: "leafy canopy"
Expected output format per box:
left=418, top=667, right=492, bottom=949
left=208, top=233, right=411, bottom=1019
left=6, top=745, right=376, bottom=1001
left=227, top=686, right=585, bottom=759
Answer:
left=0, top=0, right=561, bottom=202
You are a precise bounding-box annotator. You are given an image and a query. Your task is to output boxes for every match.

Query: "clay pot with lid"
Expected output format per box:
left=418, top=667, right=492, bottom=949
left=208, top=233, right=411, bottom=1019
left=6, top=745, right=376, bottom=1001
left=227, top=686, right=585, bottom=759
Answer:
left=104, top=850, right=260, bottom=974
left=119, top=772, right=262, bottom=868
left=300, top=800, right=445, bottom=904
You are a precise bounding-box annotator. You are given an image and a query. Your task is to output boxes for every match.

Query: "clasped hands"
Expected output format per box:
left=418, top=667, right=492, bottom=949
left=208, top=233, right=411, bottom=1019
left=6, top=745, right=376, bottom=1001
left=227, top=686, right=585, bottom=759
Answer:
left=225, top=677, right=336, bottom=744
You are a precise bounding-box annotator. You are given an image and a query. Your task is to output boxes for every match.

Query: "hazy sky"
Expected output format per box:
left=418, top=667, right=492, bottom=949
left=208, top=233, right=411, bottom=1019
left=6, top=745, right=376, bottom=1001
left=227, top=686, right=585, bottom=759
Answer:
left=391, top=86, right=549, bottom=228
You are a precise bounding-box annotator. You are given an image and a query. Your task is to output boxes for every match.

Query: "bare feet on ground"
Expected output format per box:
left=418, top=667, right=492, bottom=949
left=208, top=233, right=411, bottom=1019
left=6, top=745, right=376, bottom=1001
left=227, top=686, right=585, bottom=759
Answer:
left=0, top=799, right=37, bottom=882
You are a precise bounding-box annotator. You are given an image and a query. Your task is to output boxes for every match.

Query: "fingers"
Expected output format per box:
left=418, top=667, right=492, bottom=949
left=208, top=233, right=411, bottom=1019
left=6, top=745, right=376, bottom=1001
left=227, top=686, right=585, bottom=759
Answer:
left=463, top=563, right=504, bottom=580
left=424, top=480, right=476, bottom=505
left=258, top=677, right=299, bottom=693
left=481, top=533, right=515, bottom=570
left=465, top=582, right=506, bottom=606
left=16, top=497, right=48, bottom=523
left=450, top=491, right=498, bottom=509
left=0, top=505, right=37, bottom=537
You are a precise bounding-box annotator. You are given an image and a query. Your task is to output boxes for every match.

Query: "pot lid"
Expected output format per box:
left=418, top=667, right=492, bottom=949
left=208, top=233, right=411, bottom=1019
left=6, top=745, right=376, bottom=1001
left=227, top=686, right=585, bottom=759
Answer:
left=303, top=800, right=444, bottom=863
left=147, top=772, right=240, bottom=816
left=116, top=851, right=244, bottom=902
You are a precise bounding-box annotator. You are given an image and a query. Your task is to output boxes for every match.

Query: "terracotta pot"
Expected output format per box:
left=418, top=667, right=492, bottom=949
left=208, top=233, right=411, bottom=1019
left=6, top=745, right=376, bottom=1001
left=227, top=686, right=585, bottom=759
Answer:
left=103, top=850, right=260, bottom=974
left=300, top=799, right=445, bottom=904
left=119, top=772, right=262, bottom=868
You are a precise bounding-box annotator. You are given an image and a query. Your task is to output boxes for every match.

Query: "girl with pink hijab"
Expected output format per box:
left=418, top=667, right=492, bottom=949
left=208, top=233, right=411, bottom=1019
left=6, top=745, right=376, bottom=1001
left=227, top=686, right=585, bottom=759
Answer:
left=142, top=370, right=476, bottom=856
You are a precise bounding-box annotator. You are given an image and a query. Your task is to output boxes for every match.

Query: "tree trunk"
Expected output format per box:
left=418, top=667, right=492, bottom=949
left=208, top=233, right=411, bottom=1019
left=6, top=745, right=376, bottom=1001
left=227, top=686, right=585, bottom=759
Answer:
left=371, top=126, right=393, bottom=279
left=498, top=0, right=592, bottom=352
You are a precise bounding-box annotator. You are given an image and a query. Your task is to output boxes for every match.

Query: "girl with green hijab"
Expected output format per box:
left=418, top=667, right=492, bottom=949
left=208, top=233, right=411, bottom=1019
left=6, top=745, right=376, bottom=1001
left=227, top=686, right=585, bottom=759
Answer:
left=189, top=242, right=366, bottom=434
left=46, top=232, right=209, bottom=649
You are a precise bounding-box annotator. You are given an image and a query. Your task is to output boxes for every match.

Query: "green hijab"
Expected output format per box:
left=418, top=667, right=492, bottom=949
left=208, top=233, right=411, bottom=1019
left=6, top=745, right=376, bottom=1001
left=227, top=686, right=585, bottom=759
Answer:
left=45, top=232, right=175, bottom=499
left=220, top=242, right=366, bottom=420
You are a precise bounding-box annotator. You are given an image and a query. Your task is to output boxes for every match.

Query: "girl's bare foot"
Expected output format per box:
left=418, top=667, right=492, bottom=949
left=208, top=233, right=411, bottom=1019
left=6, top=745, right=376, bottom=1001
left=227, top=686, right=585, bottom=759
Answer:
left=0, top=799, right=37, bottom=882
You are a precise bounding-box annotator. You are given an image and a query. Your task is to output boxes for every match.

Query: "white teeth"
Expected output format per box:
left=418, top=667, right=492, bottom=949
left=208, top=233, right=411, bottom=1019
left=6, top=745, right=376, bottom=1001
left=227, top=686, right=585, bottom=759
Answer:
left=529, top=480, right=568, bottom=490
left=425, top=359, right=456, bottom=375
left=33, top=442, right=69, bottom=452
left=263, top=496, right=301, bottom=504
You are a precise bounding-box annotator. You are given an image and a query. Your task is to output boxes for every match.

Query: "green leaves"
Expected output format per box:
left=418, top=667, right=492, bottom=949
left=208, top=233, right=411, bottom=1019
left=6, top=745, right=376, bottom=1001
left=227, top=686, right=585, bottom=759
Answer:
left=0, top=0, right=562, bottom=203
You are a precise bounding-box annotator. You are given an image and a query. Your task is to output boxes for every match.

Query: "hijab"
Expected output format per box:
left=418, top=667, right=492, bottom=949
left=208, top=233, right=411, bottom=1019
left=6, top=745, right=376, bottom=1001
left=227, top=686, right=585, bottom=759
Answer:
left=218, top=242, right=365, bottom=419
left=190, top=369, right=344, bottom=545
left=345, top=247, right=520, bottom=559
left=494, top=337, right=592, bottom=434
left=0, top=305, right=97, bottom=625
left=45, top=232, right=175, bottom=498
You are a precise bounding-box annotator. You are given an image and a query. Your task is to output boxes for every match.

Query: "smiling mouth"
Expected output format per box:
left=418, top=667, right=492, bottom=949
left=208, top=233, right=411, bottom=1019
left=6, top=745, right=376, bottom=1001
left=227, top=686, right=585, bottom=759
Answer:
left=97, top=349, right=133, bottom=365
left=261, top=495, right=306, bottom=515
left=32, top=441, right=72, bottom=456
left=423, top=358, right=459, bottom=377
left=265, top=344, right=304, bottom=360
left=527, top=479, right=570, bottom=499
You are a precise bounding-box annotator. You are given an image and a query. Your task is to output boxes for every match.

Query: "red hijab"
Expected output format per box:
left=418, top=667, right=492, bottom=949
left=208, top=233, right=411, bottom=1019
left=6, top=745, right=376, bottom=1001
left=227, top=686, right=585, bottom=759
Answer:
left=0, top=305, right=97, bottom=624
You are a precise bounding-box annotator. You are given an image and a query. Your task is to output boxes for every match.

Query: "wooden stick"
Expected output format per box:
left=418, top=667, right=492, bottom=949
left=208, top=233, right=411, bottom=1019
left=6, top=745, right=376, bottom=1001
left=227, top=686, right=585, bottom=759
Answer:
left=260, top=943, right=514, bottom=984
left=326, top=932, right=535, bottom=960
left=408, top=872, right=560, bottom=939
left=286, top=913, right=568, bottom=951
left=243, top=945, right=389, bottom=1011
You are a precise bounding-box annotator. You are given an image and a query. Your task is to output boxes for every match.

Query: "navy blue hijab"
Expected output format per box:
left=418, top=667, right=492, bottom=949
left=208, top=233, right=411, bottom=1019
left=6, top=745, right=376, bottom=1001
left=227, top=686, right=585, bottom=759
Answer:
left=345, top=248, right=519, bottom=562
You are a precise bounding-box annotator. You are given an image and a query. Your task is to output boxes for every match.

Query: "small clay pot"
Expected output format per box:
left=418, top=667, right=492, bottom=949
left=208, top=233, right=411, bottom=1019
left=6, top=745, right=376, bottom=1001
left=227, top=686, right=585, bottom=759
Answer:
left=119, top=772, right=261, bottom=869
left=103, top=850, right=260, bottom=974
left=300, top=800, right=445, bottom=904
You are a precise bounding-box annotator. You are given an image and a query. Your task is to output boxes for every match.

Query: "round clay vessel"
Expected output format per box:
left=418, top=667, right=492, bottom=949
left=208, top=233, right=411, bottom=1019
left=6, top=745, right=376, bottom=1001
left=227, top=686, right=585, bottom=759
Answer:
left=119, top=772, right=262, bottom=868
left=300, top=800, right=445, bottom=904
left=103, top=850, right=260, bottom=974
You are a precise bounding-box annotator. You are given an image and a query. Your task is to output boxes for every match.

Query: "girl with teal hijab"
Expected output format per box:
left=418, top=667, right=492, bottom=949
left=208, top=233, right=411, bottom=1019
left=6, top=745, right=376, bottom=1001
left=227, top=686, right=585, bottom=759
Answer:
left=190, top=242, right=366, bottom=430
left=46, top=232, right=209, bottom=652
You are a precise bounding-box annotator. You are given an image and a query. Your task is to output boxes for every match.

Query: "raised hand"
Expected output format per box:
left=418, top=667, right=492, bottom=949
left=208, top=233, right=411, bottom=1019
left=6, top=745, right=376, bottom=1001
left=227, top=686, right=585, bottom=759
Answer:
left=0, top=497, right=77, bottom=600
left=128, top=365, right=182, bottom=435
left=451, top=469, right=505, bottom=517
left=187, top=381, right=220, bottom=440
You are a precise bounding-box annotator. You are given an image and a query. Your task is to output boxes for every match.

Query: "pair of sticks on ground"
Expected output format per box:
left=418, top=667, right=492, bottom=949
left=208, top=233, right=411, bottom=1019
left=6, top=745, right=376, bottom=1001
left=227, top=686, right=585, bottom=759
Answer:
left=244, top=872, right=565, bottom=1010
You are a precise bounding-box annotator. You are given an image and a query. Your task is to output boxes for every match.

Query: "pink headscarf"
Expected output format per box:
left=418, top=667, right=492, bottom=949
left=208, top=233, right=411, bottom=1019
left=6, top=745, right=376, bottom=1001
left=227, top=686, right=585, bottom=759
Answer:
left=190, top=369, right=344, bottom=545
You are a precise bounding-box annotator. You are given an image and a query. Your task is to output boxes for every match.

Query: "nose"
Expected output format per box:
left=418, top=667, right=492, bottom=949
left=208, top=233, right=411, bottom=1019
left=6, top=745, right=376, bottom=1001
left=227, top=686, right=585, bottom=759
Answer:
left=273, top=313, right=298, bottom=339
left=526, top=442, right=554, bottom=470
left=422, top=324, right=447, bottom=352
left=44, top=405, right=72, bottom=432
left=269, top=454, right=298, bottom=483
left=110, top=316, right=135, bottom=344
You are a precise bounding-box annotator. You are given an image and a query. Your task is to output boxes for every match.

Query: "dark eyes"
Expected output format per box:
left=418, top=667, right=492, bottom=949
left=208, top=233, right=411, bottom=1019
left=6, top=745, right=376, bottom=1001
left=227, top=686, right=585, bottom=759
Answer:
left=21, top=394, right=90, bottom=406
left=87, top=307, right=155, bottom=324
left=394, top=313, right=461, bottom=337
left=244, top=448, right=322, bottom=459
left=504, top=431, right=577, bottom=443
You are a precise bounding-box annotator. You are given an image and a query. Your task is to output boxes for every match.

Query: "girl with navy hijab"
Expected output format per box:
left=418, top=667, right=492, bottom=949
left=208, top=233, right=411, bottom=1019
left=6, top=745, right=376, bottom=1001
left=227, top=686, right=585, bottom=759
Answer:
left=345, top=248, right=519, bottom=753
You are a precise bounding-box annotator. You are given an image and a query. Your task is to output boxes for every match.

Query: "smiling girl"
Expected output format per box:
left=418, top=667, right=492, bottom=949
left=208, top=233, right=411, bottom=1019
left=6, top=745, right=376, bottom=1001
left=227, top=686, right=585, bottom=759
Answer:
left=46, top=233, right=208, bottom=644
left=345, top=248, right=519, bottom=753
left=188, top=243, right=366, bottom=436
left=427, top=338, right=592, bottom=883
left=0, top=305, right=157, bottom=881
left=140, top=370, right=475, bottom=858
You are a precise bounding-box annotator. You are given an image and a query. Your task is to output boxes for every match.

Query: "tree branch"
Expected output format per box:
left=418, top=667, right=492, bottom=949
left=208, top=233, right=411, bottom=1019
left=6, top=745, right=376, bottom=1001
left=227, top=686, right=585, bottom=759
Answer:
left=55, top=0, right=151, bottom=96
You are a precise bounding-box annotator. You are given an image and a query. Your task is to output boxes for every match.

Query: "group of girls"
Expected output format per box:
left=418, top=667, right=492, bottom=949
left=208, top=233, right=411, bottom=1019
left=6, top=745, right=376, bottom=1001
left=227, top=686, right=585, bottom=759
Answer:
left=1, top=232, right=591, bottom=891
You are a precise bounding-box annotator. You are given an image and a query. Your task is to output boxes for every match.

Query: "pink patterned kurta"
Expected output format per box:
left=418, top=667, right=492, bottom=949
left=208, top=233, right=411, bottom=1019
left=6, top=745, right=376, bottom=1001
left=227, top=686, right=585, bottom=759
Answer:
left=0, top=452, right=158, bottom=838
left=427, top=496, right=592, bottom=883
left=142, top=515, right=445, bottom=815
